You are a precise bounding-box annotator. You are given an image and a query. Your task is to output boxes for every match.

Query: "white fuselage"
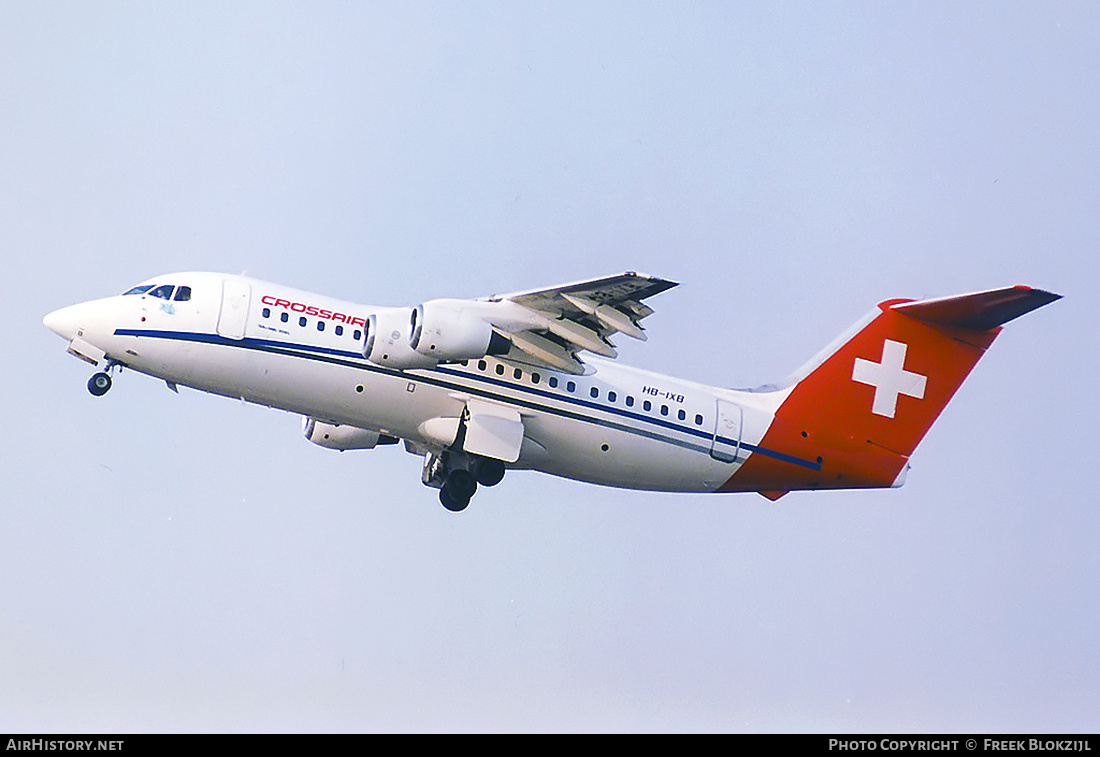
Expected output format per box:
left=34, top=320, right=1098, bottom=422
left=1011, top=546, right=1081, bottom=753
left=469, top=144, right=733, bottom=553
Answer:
left=45, top=272, right=793, bottom=494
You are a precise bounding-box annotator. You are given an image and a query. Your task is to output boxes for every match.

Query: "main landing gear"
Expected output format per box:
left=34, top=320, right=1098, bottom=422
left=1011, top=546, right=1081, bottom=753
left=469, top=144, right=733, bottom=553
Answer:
left=87, top=360, right=121, bottom=397
left=426, top=451, right=507, bottom=512
left=439, top=469, right=478, bottom=512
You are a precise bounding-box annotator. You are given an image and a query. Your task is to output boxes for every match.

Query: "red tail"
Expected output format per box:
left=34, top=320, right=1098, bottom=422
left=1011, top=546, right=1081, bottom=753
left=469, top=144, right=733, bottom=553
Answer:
left=722, top=286, right=1060, bottom=498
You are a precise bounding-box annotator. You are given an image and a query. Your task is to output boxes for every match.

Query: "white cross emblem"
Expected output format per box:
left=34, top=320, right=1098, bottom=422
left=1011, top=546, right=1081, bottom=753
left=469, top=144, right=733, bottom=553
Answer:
left=852, top=339, right=927, bottom=418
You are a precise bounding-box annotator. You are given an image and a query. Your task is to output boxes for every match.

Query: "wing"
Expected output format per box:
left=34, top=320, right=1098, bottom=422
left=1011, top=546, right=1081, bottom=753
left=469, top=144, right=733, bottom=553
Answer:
left=481, top=272, right=678, bottom=374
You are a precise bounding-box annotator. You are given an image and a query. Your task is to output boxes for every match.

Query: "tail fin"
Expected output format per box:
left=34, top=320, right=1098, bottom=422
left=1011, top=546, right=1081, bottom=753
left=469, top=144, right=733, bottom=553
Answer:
left=724, top=286, right=1060, bottom=498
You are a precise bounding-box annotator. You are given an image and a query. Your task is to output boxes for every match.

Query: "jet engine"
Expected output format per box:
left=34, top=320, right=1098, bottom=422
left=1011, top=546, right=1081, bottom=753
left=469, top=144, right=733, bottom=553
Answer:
left=362, top=301, right=509, bottom=369
left=303, top=418, right=389, bottom=451
left=362, top=308, right=437, bottom=369
left=409, top=300, right=510, bottom=361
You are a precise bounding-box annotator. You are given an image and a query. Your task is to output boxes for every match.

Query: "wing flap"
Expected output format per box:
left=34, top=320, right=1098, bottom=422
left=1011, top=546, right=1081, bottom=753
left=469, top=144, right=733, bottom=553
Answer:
left=487, top=271, right=676, bottom=368
left=503, top=329, right=586, bottom=374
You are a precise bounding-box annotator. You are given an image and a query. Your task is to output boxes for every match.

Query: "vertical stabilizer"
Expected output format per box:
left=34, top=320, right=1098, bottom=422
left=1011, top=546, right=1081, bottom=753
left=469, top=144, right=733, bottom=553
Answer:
left=721, top=286, right=1060, bottom=496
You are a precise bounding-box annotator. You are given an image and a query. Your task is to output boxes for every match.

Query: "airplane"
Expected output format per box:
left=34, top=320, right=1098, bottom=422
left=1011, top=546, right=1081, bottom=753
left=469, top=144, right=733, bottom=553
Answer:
left=43, top=271, right=1060, bottom=511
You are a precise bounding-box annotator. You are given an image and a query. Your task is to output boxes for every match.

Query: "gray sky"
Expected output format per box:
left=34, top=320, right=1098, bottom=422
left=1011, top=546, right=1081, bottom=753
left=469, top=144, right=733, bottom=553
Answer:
left=2, top=1, right=1097, bottom=732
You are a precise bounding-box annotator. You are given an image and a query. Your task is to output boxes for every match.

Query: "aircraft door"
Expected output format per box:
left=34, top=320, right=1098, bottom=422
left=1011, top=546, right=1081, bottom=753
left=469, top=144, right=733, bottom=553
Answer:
left=216, top=278, right=251, bottom=340
left=710, top=399, right=742, bottom=463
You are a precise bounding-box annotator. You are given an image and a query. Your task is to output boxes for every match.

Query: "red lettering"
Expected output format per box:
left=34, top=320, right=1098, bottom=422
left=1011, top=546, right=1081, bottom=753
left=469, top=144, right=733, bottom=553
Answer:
left=261, top=294, right=364, bottom=328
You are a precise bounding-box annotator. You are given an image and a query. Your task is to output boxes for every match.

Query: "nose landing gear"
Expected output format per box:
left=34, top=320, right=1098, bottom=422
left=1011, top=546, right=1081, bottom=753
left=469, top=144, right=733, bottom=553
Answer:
left=86, top=360, right=121, bottom=397
left=87, top=372, right=112, bottom=396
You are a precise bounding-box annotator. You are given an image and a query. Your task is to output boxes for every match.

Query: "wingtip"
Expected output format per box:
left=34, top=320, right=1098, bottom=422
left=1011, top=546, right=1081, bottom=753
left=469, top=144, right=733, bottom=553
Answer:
left=625, top=270, right=679, bottom=287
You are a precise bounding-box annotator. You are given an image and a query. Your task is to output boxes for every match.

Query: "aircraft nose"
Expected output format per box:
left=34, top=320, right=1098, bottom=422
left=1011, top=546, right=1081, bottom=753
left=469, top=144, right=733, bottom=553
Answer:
left=43, top=304, right=83, bottom=340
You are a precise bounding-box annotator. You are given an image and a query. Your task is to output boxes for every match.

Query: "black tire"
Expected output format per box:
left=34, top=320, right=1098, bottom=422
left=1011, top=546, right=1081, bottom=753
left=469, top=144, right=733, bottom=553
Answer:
left=471, top=457, right=506, bottom=487
left=87, top=372, right=112, bottom=397
left=439, top=486, right=470, bottom=512
left=445, top=469, right=478, bottom=500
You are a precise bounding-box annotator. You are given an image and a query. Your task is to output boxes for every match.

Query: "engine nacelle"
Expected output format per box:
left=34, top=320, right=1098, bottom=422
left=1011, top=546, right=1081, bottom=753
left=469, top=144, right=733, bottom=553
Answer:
left=362, top=307, right=437, bottom=369
left=409, top=300, right=510, bottom=362
left=303, top=418, right=384, bottom=451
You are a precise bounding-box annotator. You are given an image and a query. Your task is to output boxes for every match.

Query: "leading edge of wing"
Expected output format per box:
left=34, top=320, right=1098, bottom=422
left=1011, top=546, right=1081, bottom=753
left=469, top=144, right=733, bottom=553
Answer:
left=486, top=271, right=678, bottom=307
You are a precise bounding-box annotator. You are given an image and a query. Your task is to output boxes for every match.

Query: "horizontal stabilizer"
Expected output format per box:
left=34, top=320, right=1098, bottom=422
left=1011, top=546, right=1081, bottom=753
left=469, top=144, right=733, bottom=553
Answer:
left=891, top=286, right=1061, bottom=331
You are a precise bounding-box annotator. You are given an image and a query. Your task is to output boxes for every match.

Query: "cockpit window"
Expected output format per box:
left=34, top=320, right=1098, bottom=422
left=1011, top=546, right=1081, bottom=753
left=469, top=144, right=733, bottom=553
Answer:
left=122, top=283, right=193, bottom=301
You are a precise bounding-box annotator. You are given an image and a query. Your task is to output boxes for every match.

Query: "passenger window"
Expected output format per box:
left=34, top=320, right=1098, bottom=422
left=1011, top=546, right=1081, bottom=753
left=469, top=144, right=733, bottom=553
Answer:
left=353, top=330, right=362, bottom=341
left=280, top=313, right=289, bottom=323
left=643, top=400, right=652, bottom=412
left=608, top=391, right=617, bottom=403
left=677, top=409, right=686, bottom=421
left=567, top=381, right=576, bottom=393
left=317, top=321, right=325, bottom=332
left=335, top=325, right=344, bottom=336
left=695, top=414, right=704, bottom=425
left=549, top=377, right=558, bottom=388
left=173, top=286, right=192, bottom=302
left=496, top=364, right=505, bottom=376
left=299, top=316, right=307, bottom=327
left=478, top=360, right=487, bottom=371
left=262, top=308, right=271, bottom=318
left=149, top=284, right=174, bottom=300
left=660, top=405, right=669, bottom=416
left=626, top=396, right=635, bottom=407
left=513, top=368, right=522, bottom=380
left=531, top=372, right=540, bottom=384
left=590, top=387, right=599, bottom=399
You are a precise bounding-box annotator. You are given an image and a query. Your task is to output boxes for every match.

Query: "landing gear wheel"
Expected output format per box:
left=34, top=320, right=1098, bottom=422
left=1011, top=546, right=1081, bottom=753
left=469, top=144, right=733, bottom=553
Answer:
left=439, top=486, right=470, bottom=512
left=471, top=457, right=506, bottom=487
left=87, top=372, right=112, bottom=397
left=446, top=469, right=477, bottom=499
left=439, top=469, right=477, bottom=512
